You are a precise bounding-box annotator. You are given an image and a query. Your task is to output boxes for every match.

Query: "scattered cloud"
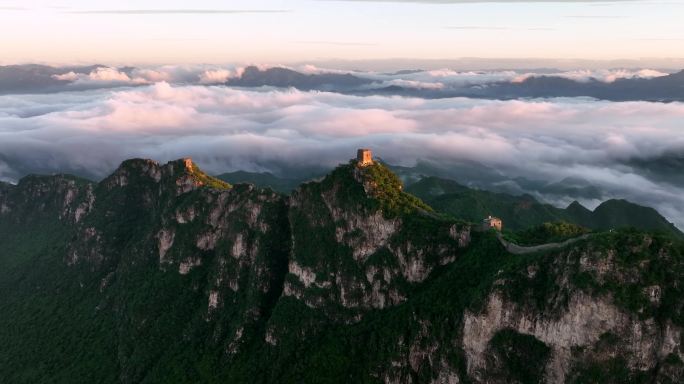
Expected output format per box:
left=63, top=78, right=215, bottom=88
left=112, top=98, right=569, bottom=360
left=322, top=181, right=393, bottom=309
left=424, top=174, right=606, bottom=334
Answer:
left=52, top=67, right=149, bottom=86
left=198, top=69, right=233, bottom=84
left=380, top=79, right=446, bottom=89
left=41, top=65, right=247, bottom=89
left=511, top=68, right=669, bottom=83
left=2, top=63, right=675, bottom=98
left=66, top=9, right=291, bottom=15
left=364, top=67, right=670, bottom=87
left=1, top=83, right=683, bottom=228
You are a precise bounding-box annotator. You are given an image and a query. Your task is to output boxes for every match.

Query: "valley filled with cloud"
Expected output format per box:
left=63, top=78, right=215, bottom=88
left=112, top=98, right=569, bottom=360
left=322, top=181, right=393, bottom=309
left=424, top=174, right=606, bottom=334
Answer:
left=1, top=74, right=683, bottom=228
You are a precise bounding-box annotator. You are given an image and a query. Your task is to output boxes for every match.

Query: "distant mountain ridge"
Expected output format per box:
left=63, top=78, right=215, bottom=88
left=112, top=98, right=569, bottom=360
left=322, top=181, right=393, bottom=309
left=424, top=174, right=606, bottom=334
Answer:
left=406, top=176, right=683, bottom=237
left=226, top=65, right=373, bottom=90
left=216, top=170, right=307, bottom=193
left=214, top=169, right=682, bottom=237
left=484, top=70, right=684, bottom=102
left=0, top=64, right=102, bottom=94
left=3, top=63, right=683, bottom=102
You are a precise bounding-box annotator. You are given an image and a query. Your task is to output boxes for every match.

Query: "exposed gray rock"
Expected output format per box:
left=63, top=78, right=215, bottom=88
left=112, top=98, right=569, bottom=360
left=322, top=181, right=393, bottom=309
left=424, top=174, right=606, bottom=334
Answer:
left=157, top=228, right=175, bottom=263
left=463, top=290, right=683, bottom=382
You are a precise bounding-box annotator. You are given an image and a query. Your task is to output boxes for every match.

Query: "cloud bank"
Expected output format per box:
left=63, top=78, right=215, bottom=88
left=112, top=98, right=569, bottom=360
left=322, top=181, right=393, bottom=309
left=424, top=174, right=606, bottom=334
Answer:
left=0, top=83, right=683, bottom=228
left=4, top=64, right=671, bottom=97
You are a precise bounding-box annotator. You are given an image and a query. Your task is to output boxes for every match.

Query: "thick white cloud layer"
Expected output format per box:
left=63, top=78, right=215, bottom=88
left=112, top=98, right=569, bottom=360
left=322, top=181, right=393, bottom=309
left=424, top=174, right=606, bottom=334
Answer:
left=1, top=83, right=683, bottom=228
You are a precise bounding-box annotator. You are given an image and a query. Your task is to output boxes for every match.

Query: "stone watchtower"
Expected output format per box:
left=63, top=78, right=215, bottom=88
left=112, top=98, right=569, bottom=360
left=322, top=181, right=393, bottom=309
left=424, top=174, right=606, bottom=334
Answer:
left=483, top=215, right=503, bottom=232
left=357, top=148, right=373, bottom=166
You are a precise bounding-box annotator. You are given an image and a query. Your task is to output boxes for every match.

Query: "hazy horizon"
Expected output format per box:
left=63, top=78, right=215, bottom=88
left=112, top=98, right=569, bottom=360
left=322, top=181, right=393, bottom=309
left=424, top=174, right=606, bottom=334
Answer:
left=5, top=58, right=684, bottom=72
left=2, top=0, right=684, bottom=64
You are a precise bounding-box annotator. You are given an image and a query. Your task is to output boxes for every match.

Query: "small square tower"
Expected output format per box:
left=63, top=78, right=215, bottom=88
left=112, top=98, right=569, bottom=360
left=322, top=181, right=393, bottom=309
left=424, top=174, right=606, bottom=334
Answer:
left=357, top=148, right=373, bottom=166
left=483, top=215, right=503, bottom=232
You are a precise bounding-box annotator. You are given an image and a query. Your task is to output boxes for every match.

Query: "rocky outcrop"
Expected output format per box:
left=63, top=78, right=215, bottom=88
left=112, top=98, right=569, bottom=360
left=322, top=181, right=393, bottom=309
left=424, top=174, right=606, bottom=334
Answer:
left=157, top=228, right=175, bottom=263
left=464, top=291, right=616, bottom=382
left=463, top=233, right=684, bottom=383
left=464, top=290, right=683, bottom=382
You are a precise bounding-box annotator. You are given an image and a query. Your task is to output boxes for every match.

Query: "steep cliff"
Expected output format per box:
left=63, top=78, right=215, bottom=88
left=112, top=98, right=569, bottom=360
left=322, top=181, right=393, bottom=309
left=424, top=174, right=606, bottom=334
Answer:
left=279, top=162, right=469, bottom=319
left=0, top=158, right=681, bottom=383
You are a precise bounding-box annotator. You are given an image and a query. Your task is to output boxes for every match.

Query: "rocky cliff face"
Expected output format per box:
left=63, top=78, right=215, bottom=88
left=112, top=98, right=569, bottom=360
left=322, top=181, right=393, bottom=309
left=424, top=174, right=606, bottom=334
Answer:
left=462, top=232, right=684, bottom=384
left=0, top=158, right=681, bottom=383
left=278, top=162, right=470, bottom=326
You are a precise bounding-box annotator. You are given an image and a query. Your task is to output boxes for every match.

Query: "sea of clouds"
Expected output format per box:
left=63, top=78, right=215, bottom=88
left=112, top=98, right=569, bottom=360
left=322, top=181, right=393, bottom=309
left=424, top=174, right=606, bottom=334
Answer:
left=1, top=81, right=683, bottom=228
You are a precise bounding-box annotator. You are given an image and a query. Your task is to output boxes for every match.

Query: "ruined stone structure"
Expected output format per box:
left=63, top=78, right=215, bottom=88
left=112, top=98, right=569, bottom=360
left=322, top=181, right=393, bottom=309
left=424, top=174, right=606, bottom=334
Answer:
left=357, top=148, right=373, bottom=166
left=482, top=215, right=502, bottom=231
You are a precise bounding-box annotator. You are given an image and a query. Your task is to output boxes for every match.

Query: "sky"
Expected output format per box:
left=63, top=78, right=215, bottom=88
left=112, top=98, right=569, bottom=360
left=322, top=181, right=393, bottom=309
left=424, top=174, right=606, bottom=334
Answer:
left=1, top=0, right=684, bottom=66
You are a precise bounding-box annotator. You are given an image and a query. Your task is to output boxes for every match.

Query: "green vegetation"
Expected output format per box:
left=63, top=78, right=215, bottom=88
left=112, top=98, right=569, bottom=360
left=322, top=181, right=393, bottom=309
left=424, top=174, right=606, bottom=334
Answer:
left=406, top=176, right=568, bottom=230
left=488, top=329, right=551, bottom=384
left=245, top=232, right=517, bottom=383
left=407, top=176, right=683, bottom=238
left=568, top=357, right=647, bottom=384
left=357, top=161, right=432, bottom=218
left=505, top=221, right=590, bottom=246
left=183, top=160, right=232, bottom=190
left=498, top=228, right=684, bottom=324
left=0, top=159, right=682, bottom=383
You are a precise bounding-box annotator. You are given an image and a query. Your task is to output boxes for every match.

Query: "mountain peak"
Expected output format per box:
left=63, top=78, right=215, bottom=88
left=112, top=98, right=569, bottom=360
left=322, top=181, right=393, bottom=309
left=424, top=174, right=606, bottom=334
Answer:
left=322, top=159, right=432, bottom=218
left=566, top=200, right=588, bottom=211
left=106, top=158, right=230, bottom=193
left=165, top=157, right=199, bottom=175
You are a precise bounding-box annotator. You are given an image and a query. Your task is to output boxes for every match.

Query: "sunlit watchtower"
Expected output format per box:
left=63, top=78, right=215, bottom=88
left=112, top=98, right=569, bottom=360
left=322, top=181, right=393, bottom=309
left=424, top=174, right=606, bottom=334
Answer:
left=357, top=148, right=373, bottom=166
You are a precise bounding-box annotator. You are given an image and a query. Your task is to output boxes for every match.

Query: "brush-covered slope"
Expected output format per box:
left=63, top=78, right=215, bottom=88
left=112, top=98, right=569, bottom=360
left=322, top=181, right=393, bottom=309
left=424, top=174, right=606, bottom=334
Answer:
left=0, top=158, right=290, bottom=383
left=0, top=158, right=683, bottom=383
left=407, top=176, right=683, bottom=237
left=272, top=160, right=470, bottom=323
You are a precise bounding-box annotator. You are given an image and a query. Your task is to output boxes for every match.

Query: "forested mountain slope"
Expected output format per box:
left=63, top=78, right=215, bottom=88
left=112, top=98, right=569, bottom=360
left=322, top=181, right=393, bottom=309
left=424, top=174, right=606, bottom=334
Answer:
left=0, top=158, right=682, bottom=383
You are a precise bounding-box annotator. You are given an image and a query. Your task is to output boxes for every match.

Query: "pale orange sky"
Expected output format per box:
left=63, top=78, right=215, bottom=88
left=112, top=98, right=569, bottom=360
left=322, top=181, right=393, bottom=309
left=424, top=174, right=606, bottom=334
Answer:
left=1, top=0, right=684, bottom=66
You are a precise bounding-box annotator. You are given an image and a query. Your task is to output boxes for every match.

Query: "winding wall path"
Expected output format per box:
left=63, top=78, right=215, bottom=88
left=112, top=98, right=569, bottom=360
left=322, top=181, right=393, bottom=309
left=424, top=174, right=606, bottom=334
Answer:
left=496, top=233, right=591, bottom=255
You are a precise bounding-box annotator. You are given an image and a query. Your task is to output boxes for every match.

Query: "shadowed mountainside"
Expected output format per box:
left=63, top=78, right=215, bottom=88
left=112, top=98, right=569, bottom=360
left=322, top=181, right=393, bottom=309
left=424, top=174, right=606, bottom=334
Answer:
left=1, top=158, right=682, bottom=383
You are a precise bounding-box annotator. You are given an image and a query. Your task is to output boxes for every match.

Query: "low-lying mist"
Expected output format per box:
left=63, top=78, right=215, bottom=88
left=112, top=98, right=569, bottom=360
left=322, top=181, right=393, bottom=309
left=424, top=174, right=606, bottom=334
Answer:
left=1, top=81, right=682, bottom=228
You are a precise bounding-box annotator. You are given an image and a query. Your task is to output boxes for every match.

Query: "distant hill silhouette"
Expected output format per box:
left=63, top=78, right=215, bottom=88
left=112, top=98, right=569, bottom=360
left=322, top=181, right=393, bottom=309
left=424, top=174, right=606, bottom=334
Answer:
left=226, top=66, right=372, bottom=90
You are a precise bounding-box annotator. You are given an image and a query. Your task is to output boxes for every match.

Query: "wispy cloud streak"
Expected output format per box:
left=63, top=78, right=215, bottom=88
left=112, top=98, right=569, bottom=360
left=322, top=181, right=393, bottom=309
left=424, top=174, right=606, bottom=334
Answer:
left=66, top=9, right=291, bottom=15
